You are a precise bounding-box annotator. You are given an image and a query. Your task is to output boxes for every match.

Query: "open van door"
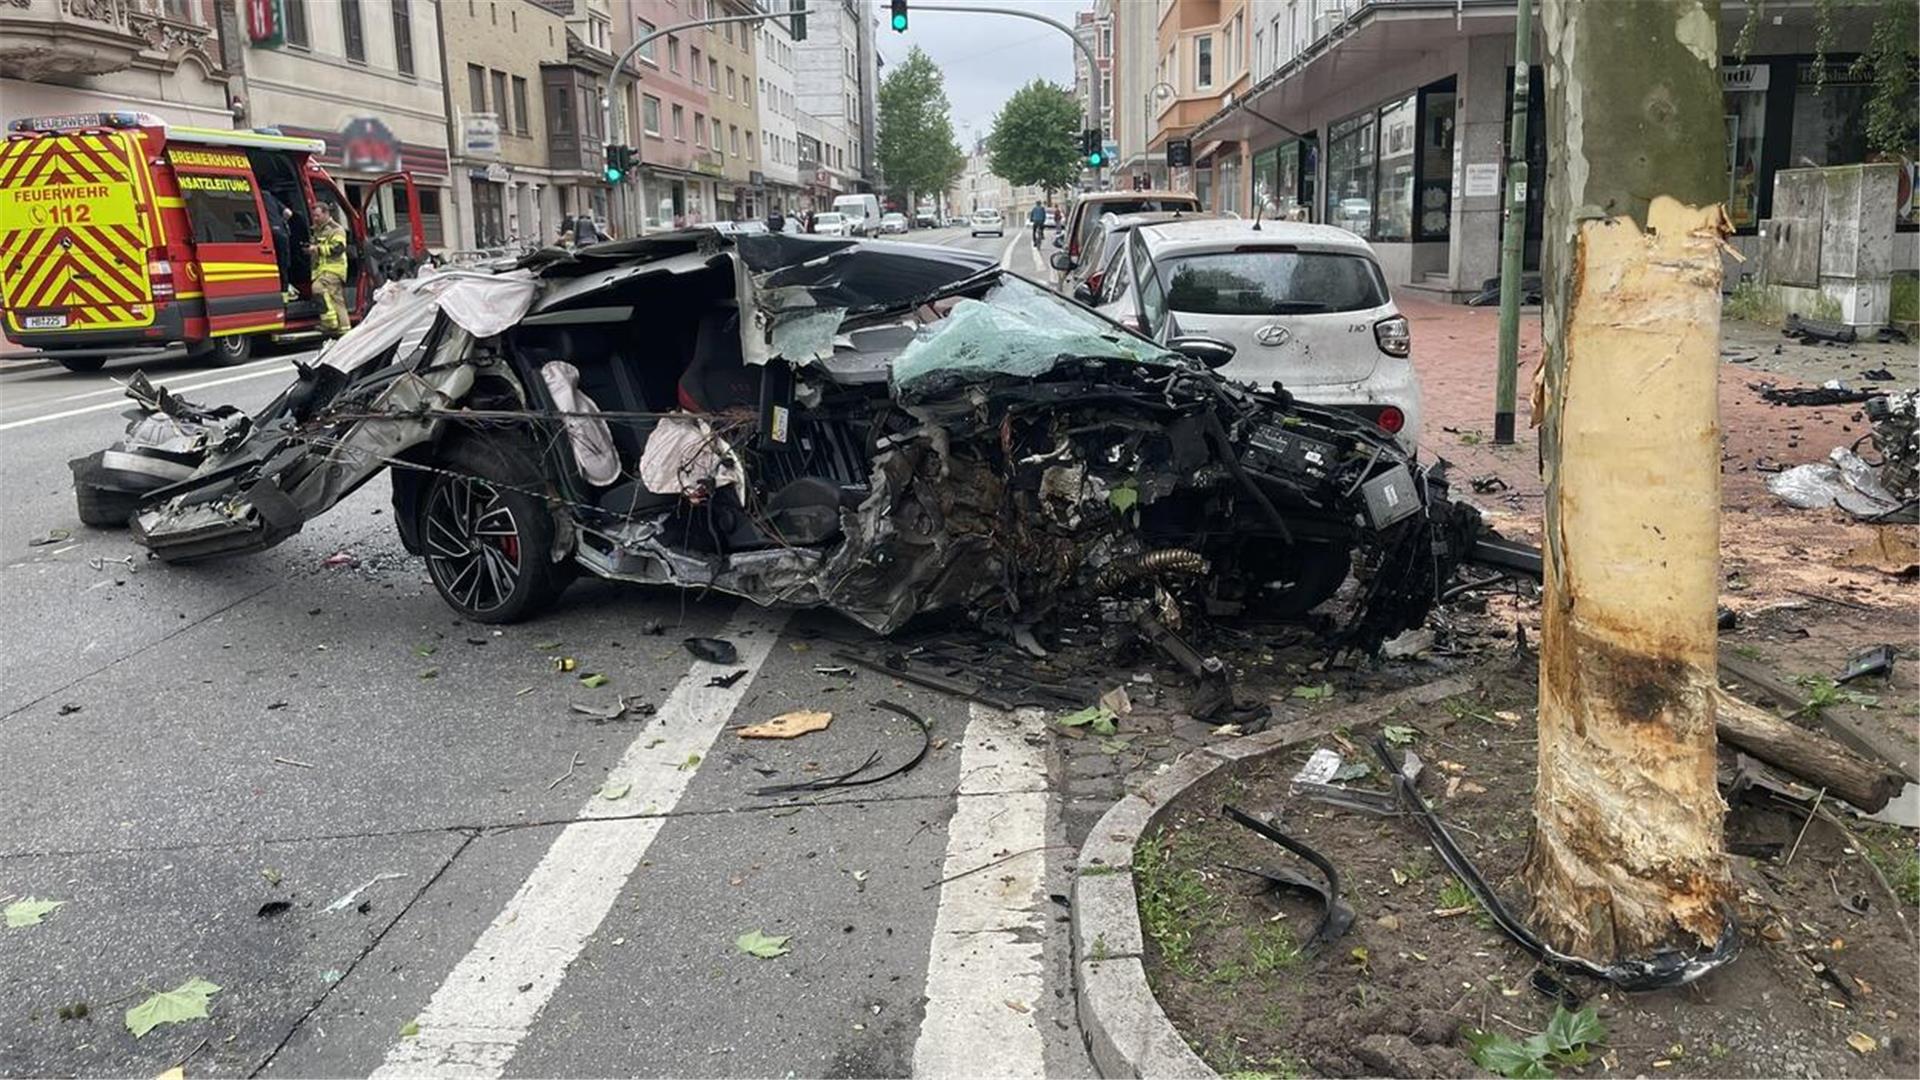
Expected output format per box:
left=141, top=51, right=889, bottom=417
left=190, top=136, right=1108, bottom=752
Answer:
left=358, top=172, right=427, bottom=306
left=168, top=145, right=284, bottom=365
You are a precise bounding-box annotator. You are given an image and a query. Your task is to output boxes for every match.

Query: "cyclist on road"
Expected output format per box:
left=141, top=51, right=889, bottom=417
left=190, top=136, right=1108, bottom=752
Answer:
left=1028, top=201, right=1047, bottom=247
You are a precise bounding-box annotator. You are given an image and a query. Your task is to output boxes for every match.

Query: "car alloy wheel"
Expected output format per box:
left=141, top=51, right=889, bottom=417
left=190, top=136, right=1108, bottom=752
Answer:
left=423, top=475, right=523, bottom=616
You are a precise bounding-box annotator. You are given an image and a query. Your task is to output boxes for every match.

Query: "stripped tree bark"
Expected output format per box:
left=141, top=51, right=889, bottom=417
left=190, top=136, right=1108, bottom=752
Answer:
left=1525, top=0, right=1736, bottom=959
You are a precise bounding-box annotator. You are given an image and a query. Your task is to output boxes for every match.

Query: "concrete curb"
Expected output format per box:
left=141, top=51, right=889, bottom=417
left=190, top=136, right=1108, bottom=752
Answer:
left=1068, top=675, right=1476, bottom=1079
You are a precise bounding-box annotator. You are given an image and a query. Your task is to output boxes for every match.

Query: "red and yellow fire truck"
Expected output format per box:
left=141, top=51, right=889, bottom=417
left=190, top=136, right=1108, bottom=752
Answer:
left=0, top=111, right=426, bottom=372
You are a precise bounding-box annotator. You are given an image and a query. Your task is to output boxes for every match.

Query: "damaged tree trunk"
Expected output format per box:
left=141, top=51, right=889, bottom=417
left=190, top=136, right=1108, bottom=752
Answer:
left=1525, top=0, right=1735, bottom=959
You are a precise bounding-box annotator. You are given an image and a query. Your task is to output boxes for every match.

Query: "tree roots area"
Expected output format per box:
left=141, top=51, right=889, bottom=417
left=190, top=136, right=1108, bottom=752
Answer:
left=1136, top=646, right=1918, bottom=1079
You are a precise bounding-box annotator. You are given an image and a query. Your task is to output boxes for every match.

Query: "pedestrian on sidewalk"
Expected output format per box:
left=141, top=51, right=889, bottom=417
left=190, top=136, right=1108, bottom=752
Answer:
left=307, top=202, right=350, bottom=337
left=1028, top=201, right=1047, bottom=247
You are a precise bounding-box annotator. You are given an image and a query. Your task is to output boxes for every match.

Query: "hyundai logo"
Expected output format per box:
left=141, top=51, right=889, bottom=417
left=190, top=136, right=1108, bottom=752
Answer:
left=1253, top=324, right=1290, bottom=347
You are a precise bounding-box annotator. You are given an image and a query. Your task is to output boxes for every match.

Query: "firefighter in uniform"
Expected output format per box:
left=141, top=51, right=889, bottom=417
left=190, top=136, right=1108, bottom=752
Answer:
left=307, top=202, right=350, bottom=336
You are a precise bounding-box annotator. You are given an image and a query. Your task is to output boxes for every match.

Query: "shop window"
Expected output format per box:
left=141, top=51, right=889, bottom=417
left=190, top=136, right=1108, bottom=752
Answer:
left=1374, top=93, right=1416, bottom=242
left=1416, top=80, right=1455, bottom=241
left=1724, top=66, right=1769, bottom=230
left=1326, top=111, right=1375, bottom=236
left=419, top=188, right=443, bottom=247
left=1788, top=63, right=1869, bottom=172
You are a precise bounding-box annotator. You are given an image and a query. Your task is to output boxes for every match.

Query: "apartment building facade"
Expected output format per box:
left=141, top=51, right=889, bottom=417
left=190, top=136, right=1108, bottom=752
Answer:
left=1149, top=0, right=1252, bottom=211
left=702, top=0, right=762, bottom=219
left=616, top=0, right=717, bottom=230
left=1, top=0, right=236, bottom=129
left=793, top=0, right=873, bottom=197
left=755, top=1, right=805, bottom=218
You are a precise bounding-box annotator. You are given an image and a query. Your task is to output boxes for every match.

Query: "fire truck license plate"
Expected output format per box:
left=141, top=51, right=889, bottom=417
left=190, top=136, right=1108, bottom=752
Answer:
left=22, top=314, right=67, bottom=329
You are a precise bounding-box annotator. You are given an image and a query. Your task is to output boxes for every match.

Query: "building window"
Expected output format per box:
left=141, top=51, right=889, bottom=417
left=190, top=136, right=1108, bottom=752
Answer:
left=392, top=0, right=414, bottom=75
left=694, top=112, right=705, bottom=145
left=1194, top=34, right=1212, bottom=89
left=642, top=94, right=662, bottom=136
left=636, top=19, right=657, bottom=64
left=672, top=104, right=685, bottom=139
left=727, top=66, right=736, bottom=99
left=746, top=129, right=754, bottom=161
left=690, top=46, right=702, bottom=79
left=468, top=64, right=487, bottom=112
left=709, top=58, right=719, bottom=89
left=1100, top=25, right=1112, bottom=58
left=1373, top=92, right=1416, bottom=242
left=341, top=0, right=365, bottom=62
left=1326, top=110, right=1376, bottom=236
left=1415, top=80, right=1456, bottom=240
left=284, top=0, right=308, bottom=47
left=511, top=77, right=530, bottom=135
left=492, top=69, right=509, bottom=126
left=730, top=125, right=740, bottom=154
left=712, top=118, right=723, bottom=151
left=668, top=34, right=681, bottom=73
left=549, top=82, right=574, bottom=134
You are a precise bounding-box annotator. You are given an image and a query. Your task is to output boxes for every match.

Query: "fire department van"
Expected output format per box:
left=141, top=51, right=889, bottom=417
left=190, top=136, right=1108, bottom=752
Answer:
left=0, top=111, right=426, bottom=372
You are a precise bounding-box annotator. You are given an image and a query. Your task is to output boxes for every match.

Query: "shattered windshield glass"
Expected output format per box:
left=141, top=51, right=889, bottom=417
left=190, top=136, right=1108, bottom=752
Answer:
left=890, top=276, right=1177, bottom=394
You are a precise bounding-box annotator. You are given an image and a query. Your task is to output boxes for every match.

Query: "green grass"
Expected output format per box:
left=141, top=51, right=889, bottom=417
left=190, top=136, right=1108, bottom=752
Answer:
left=1859, top=827, right=1920, bottom=906
left=1724, top=278, right=1784, bottom=325
left=1247, top=921, right=1301, bottom=976
left=1893, top=272, right=1919, bottom=324
left=1134, top=831, right=1218, bottom=978
left=1437, top=877, right=1496, bottom=929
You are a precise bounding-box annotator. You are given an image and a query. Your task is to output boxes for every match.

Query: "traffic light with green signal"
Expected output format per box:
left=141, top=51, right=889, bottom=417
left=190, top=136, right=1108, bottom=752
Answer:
left=889, top=0, right=907, bottom=32
left=1082, top=129, right=1105, bottom=169
left=603, top=144, right=635, bottom=184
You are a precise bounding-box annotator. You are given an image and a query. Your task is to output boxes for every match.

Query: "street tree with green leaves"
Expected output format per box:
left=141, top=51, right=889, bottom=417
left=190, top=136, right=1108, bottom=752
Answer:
left=987, top=79, right=1081, bottom=197
left=876, top=47, right=965, bottom=211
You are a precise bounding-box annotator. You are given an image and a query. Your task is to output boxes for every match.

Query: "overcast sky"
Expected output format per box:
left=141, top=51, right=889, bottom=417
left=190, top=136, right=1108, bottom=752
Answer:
left=874, top=0, right=1082, bottom=150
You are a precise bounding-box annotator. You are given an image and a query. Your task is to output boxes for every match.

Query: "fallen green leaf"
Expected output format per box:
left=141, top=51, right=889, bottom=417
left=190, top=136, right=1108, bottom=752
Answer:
left=580, top=673, right=609, bottom=689
left=125, top=977, right=220, bottom=1038
left=599, top=781, right=631, bottom=801
left=418, top=668, right=439, bottom=680
left=678, top=752, right=702, bottom=771
left=1382, top=724, right=1417, bottom=746
left=1108, top=484, right=1139, bottom=515
left=260, top=867, right=283, bottom=886
left=1330, top=761, right=1372, bottom=782
left=4, top=897, right=64, bottom=928
left=534, top=641, right=564, bottom=651
left=1057, top=705, right=1118, bottom=736
left=413, top=644, right=438, bottom=658
left=1291, top=683, right=1334, bottom=702
left=399, top=1019, right=420, bottom=1038
left=735, top=928, right=792, bottom=958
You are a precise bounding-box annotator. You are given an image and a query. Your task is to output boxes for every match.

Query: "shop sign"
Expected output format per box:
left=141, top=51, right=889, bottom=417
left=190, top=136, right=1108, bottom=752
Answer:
left=463, top=114, right=502, bottom=158
left=1723, top=64, right=1769, bottom=92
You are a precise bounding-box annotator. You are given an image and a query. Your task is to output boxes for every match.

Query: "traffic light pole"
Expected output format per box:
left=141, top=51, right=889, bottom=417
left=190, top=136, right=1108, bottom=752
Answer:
left=914, top=4, right=1103, bottom=188
left=602, top=5, right=817, bottom=233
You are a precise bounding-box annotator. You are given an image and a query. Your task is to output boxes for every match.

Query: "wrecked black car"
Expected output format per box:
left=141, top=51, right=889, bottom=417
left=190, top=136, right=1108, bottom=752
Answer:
left=75, top=232, right=1523, bottom=658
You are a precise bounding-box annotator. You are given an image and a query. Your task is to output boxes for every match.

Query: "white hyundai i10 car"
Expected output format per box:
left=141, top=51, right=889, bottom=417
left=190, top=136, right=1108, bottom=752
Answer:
left=1096, top=218, right=1422, bottom=450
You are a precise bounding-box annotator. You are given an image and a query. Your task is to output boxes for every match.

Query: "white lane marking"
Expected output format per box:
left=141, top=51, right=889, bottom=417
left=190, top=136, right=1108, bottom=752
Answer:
left=372, top=606, right=789, bottom=1078
left=0, top=354, right=290, bottom=409
left=999, top=231, right=1025, bottom=271
left=0, top=362, right=299, bottom=433
left=912, top=703, right=1052, bottom=1080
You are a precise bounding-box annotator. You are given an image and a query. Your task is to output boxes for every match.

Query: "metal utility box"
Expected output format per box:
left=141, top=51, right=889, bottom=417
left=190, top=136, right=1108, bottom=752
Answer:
left=1759, top=163, right=1899, bottom=331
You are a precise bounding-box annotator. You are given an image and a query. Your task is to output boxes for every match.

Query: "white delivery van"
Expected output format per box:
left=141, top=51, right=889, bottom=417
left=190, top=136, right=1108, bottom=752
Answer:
left=831, top=193, right=881, bottom=237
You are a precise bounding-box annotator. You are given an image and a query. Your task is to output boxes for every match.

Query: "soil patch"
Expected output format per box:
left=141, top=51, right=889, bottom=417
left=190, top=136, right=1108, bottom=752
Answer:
left=1135, top=661, right=1920, bottom=1079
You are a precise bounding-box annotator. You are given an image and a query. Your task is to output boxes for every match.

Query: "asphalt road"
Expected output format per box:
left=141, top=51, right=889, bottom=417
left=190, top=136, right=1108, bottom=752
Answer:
left=0, top=228, right=1098, bottom=1078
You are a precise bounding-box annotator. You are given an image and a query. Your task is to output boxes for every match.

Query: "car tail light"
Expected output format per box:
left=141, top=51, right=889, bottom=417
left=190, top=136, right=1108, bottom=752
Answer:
left=1376, top=405, right=1406, bottom=434
left=1085, top=270, right=1105, bottom=294
left=1374, top=314, right=1410, bottom=357
left=147, top=251, right=175, bottom=300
